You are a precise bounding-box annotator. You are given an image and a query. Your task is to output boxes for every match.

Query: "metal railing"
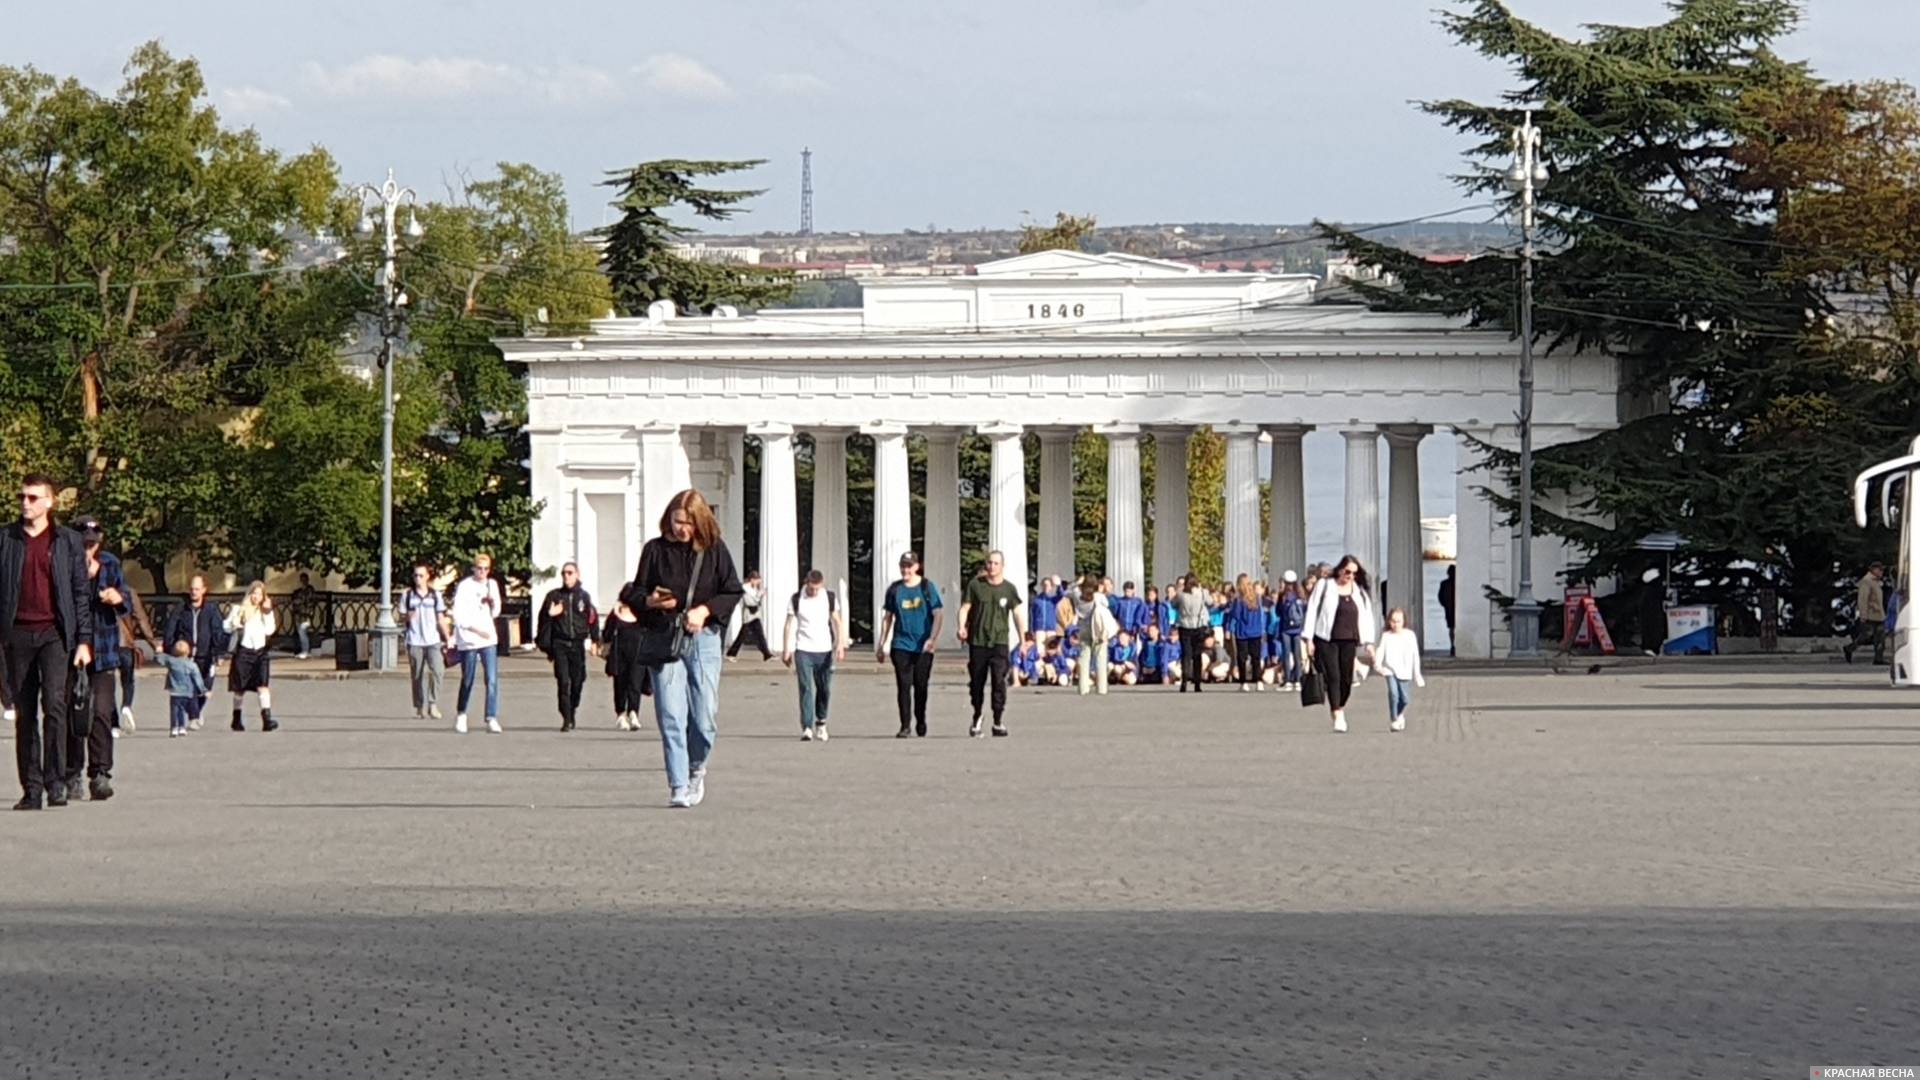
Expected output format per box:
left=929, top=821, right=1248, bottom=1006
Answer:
left=135, top=591, right=531, bottom=645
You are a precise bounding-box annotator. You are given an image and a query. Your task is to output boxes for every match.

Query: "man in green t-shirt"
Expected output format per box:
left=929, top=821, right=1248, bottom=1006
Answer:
left=957, top=549, right=1028, bottom=738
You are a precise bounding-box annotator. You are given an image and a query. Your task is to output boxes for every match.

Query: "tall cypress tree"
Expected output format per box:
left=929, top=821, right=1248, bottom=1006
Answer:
left=597, top=159, right=793, bottom=314
left=1326, top=0, right=1902, bottom=633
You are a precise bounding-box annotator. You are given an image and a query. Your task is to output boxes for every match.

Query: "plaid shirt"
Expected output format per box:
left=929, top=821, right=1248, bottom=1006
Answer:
left=88, top=551, right=132, bottom=673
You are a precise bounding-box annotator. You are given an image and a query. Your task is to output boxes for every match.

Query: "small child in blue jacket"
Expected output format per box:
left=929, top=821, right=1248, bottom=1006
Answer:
left=160, top=639, right=211, bottom=737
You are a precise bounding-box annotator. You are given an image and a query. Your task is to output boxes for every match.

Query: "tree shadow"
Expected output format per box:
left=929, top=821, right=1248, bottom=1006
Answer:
left=0, top=905, right=1910, bottom=1078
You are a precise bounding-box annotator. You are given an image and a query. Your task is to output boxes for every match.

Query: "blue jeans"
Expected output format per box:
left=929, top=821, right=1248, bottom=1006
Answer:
left=457, top=646, right=499, bottom=718
left=1386, top=675, right=1413, bottom=721
left=296, top=622, right=312, bottom=656
left=1281, top=633, right=1304, bottom=684
left=794, top=650, right=833, bottom=729
left=652, top=627, right=722, bottom=791
left=170, top=698, right=193, bottom=732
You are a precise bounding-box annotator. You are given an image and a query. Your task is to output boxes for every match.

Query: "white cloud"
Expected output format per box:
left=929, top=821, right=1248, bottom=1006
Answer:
left=634, top=53, right=732, bottom=101
left=765, top=71, right=830, bottom=97
left=220, top=86, right=292, bottom=115
left=299, top=54, right=687, bottom=106
left=303, top=55, right=518, bottom=100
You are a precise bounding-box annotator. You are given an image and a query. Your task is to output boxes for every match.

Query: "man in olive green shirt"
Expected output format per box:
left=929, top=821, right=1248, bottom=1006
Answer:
left=958, top=549, right=1029, bottom=738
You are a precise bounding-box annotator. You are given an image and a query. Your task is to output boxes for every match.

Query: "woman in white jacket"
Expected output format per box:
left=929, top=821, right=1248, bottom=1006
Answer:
left=1302, top=554, right=1377, bottom=734
left=224, top=580, right=278, bottom=732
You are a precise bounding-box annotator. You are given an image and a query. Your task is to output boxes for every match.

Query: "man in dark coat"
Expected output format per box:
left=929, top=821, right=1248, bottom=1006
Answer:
left=162, top=574, right=227, bottom=728
left=0, top=473, right=95, bottom=810
left=536, top=562, right=598, bottom=732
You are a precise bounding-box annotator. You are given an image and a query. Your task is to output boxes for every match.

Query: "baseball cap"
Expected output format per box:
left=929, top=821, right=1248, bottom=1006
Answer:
left=74, top=516, right=104, bottom=538
left=1282, top=570, right=1298, bottom=583
left=898, top=550, right=920, bottom=565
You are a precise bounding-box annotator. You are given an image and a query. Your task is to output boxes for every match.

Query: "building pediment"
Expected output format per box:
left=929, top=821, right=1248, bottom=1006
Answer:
left=971, top=250, right=1201, bottom=279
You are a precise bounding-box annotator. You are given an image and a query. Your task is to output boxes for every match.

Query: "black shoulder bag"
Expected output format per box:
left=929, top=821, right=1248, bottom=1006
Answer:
left=633, top=547, right=706, bottom=666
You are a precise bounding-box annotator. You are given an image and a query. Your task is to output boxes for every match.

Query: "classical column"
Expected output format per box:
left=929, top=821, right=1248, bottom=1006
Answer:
left=1384, top=425, right=1431, bottom=641
left=1453, top=426, right=1497, bottom=659
left=810, top=430, right=850, bottom=601
left=1342, top=427, right=1382, bottom=585
left=980, top=422, right=1030, bottom=597
left=1220, top=423, right=1262, bottom=581
left=923, top=428, right=963, bottom=646
left=1151, top=427, right=1191, bottom=587
left=751, top=423, right=799, bottom=626
left=722, top=428, right=746, bottom=552
left=637, top=422, right=692, bottom=540
left=1099, top=424, right=1145, bottom=589
left=867, top=422, right=912, bottom=639
left=1264, top=425, right=1310, bottom=580
left=1036, top=427, right=1077, bottom=583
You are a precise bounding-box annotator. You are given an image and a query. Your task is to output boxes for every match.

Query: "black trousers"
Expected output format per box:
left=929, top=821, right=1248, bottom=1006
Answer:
left=1178, top=628, right=1207, bottom=691
left=966, top=645, right=1009, bottom=722
left=66, top=669, right=116, bottom=782
left=550, top=639, right=586, bottom=721
left=119, top=648, right=137, bottom=708
left=1312, top=637, right=1360, bottom=714
left=728, top=619, right=771, bottom=659
left=891, top=649, right=934, bottom=727
left=1234, top=637, right=1263, bottom=685
left=7, top=627, right=69, bottom=798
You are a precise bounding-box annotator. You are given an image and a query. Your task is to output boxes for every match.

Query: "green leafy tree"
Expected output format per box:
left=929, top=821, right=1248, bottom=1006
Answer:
left=0, top=42, right=338, bottom=586
left=1322, top=0, right=1903, bottom=633
left=399, top=163, right=616, bottom=586
left=597, top=159, right=793, bottom=314
left=1018, top=212, right=1099, bottom=254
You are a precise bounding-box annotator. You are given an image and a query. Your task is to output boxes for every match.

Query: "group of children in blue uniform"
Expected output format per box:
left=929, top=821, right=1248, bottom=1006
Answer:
left=1009, top=573, right=1315, bottom=690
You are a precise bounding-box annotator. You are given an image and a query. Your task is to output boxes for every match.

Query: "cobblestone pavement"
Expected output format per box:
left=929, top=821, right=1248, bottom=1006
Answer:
left=3, top=661, right=1916, bottom=1078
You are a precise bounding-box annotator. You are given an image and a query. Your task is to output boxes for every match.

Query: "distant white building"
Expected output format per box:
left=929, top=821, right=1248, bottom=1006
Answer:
left=669, top=243, right=764, bottom=265
left=498, top=250, right=1619, bottom=657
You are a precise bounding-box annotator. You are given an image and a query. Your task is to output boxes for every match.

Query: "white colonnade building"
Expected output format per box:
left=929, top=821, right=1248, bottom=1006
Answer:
left=498, top=250, right=1618, bottom=659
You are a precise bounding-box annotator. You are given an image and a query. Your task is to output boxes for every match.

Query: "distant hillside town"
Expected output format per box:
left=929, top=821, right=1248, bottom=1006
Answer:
left=669, top=220, right=1513, bottom=307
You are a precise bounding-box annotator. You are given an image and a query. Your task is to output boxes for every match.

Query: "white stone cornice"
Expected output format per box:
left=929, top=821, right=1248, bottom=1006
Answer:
left=746, top=421, right=794, bottom=437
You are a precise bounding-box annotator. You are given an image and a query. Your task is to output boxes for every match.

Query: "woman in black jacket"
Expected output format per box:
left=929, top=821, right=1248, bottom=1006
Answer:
left=621, top=489, right=743, bottom=810
left=599, top=602, right=648, bottom=732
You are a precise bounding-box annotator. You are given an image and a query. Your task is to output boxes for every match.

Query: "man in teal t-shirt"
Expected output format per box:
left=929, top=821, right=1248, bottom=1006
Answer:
left=957, top=550, right=1028, bottom=738
left=877, top=551, right=944, bottom=738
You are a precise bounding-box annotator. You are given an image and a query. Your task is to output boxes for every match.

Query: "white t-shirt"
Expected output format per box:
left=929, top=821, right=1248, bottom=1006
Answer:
left=791, top=590, right=836, bottom=653
left=450, top=576, right=503, bottom=650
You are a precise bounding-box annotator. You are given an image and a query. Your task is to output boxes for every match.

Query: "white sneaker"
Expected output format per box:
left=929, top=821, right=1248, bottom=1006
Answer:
left=454, top=713, right=468, bottom=734
left=668, top=787, right=692, bottom=809
left=297, top=653, right=310, bottom=661
left=2, top=708, right=13, bottom=724
left=110, top=727, right=120, bottom=740
left=616, top=713, right=632, bottom=732
left=800, top=728, right=814, bottom=742
left=688, top=770, right=706, bottom=806
left=627, top=711, right=644, bottom=731
left=485, top=717, right=502, bottom=734
left=120, top=705, right=135, bottom=732
left=1390, top=716, right=1406, bottom=733
left=428, top=705, right=442, bottom=720
left=1256, top=683, right=1266, bottom=693
left=189, top=716, right=203, bottom=731
left=816, top=724, right=829, bottom=742
left=1333, top=712, right=1348, bottom=734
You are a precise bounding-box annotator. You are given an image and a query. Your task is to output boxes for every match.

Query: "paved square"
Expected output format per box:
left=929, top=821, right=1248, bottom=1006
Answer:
left=4, top=659, right=1917, bottom=1077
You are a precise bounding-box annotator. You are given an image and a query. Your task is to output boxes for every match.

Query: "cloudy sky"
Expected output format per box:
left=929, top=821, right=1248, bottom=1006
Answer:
left=11, top=1, right=1916, bottom=232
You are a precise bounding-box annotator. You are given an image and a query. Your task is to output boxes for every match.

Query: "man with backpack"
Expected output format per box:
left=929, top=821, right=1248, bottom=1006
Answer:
left=782, top=568, right=846, bottom=742
left=876, top=550, right=944, bottom=738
